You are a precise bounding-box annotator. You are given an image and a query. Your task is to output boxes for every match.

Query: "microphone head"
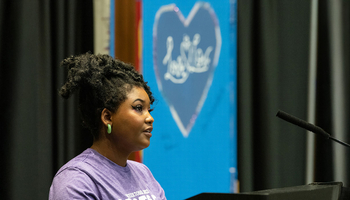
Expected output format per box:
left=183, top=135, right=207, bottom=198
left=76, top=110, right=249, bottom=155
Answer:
left=276, top=110, right=330, bottom=139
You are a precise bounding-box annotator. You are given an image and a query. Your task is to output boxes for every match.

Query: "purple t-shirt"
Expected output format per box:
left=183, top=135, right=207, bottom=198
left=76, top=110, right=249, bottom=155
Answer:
left=49, top=148, right=166, bottom=200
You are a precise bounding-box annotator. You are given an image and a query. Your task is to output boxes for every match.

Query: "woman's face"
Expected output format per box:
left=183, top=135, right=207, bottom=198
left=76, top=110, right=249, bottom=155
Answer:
left=110, top=87, right=154, bottom=153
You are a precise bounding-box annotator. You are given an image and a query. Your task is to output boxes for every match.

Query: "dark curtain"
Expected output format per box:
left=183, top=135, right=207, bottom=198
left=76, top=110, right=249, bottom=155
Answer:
left=314, top=0, right=350, bottom=187
left=0, top=1, right=93, bottom=199
left=238, top=0, right=350, bottom=193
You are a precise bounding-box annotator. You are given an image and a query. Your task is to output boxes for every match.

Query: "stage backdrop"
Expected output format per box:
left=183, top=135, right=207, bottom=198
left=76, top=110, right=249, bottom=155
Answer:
left=142, top=0, right=237, bottom=199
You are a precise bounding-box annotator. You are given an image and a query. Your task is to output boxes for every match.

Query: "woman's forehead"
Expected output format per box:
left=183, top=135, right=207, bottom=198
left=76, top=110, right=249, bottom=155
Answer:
left=126, top=87, right=151, bottom=103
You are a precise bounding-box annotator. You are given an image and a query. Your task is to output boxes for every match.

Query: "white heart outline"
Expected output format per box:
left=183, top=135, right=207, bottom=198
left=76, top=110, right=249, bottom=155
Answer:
left=153, top=2, right=222, bottom=138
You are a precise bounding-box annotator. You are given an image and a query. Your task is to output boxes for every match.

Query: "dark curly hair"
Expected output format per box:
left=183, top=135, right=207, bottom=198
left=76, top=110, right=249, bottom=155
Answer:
left=59, top=52, right=154, bottom=139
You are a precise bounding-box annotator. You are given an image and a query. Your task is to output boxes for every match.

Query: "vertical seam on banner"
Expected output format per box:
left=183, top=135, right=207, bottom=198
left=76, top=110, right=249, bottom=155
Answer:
left=109, top=0, right=115, bottom=58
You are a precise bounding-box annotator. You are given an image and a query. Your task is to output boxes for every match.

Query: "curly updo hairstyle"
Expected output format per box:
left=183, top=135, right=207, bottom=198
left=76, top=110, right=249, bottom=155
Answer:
left=59, top=52, right=154, bottom=139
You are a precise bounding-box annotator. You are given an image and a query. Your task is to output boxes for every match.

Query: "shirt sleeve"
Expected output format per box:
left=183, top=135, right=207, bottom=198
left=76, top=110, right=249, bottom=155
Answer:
left=49, top=168, right=100, bottom=200
left=141, top=164, right=167, bottom=200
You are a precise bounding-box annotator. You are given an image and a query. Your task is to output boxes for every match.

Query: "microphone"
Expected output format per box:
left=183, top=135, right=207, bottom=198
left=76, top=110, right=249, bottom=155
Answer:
left=276, top=110, right=350, bottom=148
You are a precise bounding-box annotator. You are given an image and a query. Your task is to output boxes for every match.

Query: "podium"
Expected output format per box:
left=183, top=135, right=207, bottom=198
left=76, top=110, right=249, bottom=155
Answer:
left=187, top=182, right=350, bottom=200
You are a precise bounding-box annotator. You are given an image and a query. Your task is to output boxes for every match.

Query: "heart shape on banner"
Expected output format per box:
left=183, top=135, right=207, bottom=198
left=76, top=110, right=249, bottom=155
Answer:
left=153, top=2, right=221, bottom=138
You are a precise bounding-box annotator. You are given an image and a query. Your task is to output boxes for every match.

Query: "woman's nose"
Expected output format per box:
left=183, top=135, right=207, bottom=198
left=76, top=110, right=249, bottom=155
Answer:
left=145, top=112, right=154, bottom=124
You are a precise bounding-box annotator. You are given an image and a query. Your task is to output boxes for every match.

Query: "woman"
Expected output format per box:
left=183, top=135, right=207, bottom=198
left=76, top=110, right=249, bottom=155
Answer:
left=49, top=52, right=166, bottom=200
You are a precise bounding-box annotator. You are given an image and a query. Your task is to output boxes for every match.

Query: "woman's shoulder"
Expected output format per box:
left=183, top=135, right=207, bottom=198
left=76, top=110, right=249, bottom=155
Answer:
left=54, top=149, right=98, bottom=176
left=49, top=160, right=100, bottom=199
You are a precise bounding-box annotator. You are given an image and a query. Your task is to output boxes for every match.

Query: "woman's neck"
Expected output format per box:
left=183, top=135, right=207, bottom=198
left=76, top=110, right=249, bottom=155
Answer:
left=90, top=139, right=130, bottom=167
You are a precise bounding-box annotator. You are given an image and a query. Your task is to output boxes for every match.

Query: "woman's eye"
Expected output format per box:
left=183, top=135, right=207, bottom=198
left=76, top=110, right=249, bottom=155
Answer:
left=133, top=105, right=143, bottom=112
left=148, top=108, right=154, bottom=113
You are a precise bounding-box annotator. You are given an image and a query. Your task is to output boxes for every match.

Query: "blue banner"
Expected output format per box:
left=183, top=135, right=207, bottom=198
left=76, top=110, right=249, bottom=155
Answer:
left=142, top=1, right=237, bottom=199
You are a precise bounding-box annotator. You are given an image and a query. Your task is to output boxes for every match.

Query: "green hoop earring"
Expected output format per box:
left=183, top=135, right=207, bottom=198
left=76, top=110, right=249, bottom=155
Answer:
left=107, top=124, right=112, bottom=134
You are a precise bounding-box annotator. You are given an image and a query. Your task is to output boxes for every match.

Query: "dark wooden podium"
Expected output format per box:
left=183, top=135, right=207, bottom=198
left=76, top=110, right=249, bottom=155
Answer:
left=187, top=182, right=350, bottom=200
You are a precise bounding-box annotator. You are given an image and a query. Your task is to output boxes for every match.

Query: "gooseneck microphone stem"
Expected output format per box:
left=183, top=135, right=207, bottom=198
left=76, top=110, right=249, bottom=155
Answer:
left=329, top=137, right=350, bottom=148
left=276, top=110, right=350, bottom=148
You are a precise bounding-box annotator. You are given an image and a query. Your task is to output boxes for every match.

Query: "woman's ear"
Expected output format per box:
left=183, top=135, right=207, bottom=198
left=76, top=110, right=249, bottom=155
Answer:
left=101, top=108, right=113, bottom=126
